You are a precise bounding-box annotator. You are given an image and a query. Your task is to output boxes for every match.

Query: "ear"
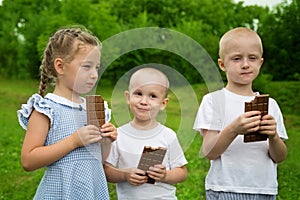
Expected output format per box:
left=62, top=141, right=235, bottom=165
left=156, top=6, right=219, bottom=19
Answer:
left=160, top=98, right=169, bottom=110
left=260, top=57, right=264, bottom=66
left=218, top=58, right=226, bottom=72
left=124, top=91, right=130, bottom=105
left=54, top=58, right=64, bottom=75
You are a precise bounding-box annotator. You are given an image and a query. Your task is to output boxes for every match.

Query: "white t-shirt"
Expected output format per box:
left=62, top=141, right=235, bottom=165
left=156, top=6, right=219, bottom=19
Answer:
left=193, top=88, right=288, bottom=195
left=106, top=123, right=188, bottom=200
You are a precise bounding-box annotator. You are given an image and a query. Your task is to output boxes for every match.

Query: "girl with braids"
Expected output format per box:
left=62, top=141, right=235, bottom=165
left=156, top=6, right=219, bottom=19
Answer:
left=17, top=27, right=117, bottom=199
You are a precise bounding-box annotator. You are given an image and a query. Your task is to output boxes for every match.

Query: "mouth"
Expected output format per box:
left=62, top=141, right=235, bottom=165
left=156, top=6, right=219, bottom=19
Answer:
left=137, top=107, right=150, bottom=112
left=241, top=72, right=252, bottom=75
left=86, top=83, right=95, bottom=87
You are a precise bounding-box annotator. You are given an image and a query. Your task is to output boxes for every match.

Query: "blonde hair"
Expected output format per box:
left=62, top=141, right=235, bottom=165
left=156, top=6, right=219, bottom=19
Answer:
left=219, top=27, right=263, bottom=59
left=38, top=26, right=101, bottom=97
left=129, top=67, right=170, bottom=97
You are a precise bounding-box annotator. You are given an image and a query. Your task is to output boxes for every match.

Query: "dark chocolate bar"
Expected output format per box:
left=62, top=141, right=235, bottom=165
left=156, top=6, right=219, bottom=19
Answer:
left=86, top=95, right=105, bottom=129
left=137, top=146, right=167, bottom=184
left=244, top=94, right=269, bottom=142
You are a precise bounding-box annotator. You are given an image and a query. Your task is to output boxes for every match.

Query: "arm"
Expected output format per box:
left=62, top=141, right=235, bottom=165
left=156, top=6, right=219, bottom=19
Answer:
left=99, top=122, right=117, bottom=162
left=104, top=163, right=147, bottom=186
left=147, top=165, right=188, bottom=185
left=202, top=110, right=262, bottom=160
left=21, top=110, right=102, bottom=171
left=259, top=114, right=287, bottom=163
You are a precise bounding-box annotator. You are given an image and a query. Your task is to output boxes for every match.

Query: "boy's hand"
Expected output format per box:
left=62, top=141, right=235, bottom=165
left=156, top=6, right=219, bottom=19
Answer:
left=100, top=122, right=117, bottom=142
left=147, top=164, right=167, bottom=182
left=125, top=168, right=148, bottom=186
left=259, top=114, right=277, bottom=138
left=232, top=110, right=262, bottom=135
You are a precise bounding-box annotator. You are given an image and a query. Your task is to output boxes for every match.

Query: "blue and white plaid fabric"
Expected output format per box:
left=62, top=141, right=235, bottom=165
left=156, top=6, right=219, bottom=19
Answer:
left=17, top=93, right=110, bottom=199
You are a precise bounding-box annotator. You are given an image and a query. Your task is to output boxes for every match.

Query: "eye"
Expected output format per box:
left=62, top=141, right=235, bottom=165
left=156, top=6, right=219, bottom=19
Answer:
left=232, top=56, right=241, bottom=61
left=96, top=65, right=101, bottom=70
left=249, top=56, right=258, bottom=61
left=133, top=91, right=142, bottom=96
left=82, top=64, right=92, bottom=69
left=149, top=94, right=157, bottom=99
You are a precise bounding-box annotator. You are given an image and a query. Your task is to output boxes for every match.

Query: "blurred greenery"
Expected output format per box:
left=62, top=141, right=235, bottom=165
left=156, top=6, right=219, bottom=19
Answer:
left=0, top=0, right=299, bottom=83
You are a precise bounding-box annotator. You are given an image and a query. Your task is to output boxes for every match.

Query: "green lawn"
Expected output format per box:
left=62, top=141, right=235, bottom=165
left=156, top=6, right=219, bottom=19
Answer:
left=0, top=79, right=299, bottom=199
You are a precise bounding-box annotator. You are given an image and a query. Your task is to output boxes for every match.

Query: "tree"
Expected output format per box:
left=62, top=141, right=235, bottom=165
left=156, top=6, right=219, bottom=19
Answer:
left=259, top=0, right=300, bottom=80
left=0, top=0, right=298, bottom=82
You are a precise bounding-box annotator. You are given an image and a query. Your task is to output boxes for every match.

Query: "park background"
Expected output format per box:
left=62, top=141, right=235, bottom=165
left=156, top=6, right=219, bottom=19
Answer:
left=0, top=0, right=299, bottom=199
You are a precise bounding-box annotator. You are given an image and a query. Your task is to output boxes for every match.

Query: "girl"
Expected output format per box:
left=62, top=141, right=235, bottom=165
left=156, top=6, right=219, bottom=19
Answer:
left=17, top=27, right=117, bottom=199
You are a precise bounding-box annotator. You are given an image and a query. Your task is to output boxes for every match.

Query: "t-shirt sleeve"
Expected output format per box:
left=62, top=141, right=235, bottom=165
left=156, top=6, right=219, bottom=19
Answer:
left=105, top=140, right=119, bottom=166
left=270, top=98, right=288, bottom=140
left=193, top=93, right=223, bottom=134
left=167, top=129, right=188, bottom=169
left=17, top=94, right=53, bottom=130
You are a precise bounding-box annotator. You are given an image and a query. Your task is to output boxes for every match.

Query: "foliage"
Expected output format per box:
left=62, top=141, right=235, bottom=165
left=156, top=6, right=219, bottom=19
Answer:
left=1, top=0, right=298, bottom=83
left=258, top=0, right=300, bottom=81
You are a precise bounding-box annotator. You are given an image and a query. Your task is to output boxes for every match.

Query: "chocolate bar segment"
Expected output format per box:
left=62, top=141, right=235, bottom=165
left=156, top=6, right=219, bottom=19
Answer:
left=86, top=95, right=105, bottom=129
left=137, top=146, right=167, bottom=184
left=244, top=94, right=269, bottom=142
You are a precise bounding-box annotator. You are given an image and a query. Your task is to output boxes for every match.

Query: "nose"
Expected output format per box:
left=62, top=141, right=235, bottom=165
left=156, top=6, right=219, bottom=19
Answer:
left=242, top=58, right=250, bottom=69
left=90, top=68, right=98, bottom=79
left=140, top=95, right=148, bottom=105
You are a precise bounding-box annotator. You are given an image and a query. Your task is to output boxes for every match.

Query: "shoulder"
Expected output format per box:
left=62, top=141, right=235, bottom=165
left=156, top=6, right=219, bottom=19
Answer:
left=269, top=97, right=278, bottom=105
left=201, top=88, right=225, bottom=102
left=268, top=97, right=284, bottom=114
left=199, top=89, right=225, bottom=109
left=117, top=123, right=130, bottom=132
left=158, top=124, right=178, bottom=139
left=17, top=93, right=54, bottom=130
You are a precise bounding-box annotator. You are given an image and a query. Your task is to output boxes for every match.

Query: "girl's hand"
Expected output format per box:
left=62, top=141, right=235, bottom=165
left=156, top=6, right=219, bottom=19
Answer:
left=147, top=164, right=167, bottom=182
left=125, top=168, right=148, bottom=186
left=100, top=122, right=117, bottom=142
left=72, top=125, right=102, bottom=148
left=259, top=114, right=277, bottom=138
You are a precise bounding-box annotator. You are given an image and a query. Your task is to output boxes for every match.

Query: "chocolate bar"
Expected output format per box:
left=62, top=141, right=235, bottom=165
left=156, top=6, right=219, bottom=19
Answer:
left=86, top=95, right=105, bottom=129
left=244, top=94, right=269, bottom=142
left=137, top=146, right=167, bottom=184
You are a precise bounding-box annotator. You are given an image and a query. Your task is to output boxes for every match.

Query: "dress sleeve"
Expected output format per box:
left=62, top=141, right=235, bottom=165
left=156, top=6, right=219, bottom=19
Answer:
left=17, top=94, right=53, bottom=130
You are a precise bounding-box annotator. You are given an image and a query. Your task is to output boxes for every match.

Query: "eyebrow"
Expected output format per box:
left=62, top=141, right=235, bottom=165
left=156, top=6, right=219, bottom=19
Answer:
left=80, top=60, right=100, bottom=66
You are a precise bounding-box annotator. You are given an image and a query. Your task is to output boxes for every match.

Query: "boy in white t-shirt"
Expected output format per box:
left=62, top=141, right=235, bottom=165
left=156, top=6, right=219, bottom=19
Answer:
left=193, top=27, right=288, bottom=199
left=105, top=67, right=188, bottom=200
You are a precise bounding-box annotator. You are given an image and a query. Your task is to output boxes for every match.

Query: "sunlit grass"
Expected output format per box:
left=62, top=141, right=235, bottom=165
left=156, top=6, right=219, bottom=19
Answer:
left=1, top=79, right=299, bottom=199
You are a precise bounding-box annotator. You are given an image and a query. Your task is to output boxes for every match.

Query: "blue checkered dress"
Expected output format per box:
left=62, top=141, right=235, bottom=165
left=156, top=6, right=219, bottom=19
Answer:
left=18, top=93, right=110, bottom=200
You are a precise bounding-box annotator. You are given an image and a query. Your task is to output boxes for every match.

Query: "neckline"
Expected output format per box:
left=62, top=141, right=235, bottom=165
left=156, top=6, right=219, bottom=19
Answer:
left=223, top=88, right=259, bottom=98
left=45, top=93, right=86, bottom=110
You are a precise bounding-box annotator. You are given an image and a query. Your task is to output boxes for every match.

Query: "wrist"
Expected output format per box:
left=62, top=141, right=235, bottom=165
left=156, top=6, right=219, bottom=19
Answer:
left=161, top=170, right=168, bottom=183
left=225, top=124, right=239, bottom=139
left=268, top=132, right=279, bottom=141
left=123, top=170, right=130, bottom=182
left=69, top=131, right=81, bottom=149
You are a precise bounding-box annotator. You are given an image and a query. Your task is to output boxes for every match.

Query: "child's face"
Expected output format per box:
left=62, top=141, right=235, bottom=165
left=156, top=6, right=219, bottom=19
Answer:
left=62, top=45, right=100, bottom=95
left=218, top=35, right=263, bottom=87
left=126, top=83, right=168, bottom=124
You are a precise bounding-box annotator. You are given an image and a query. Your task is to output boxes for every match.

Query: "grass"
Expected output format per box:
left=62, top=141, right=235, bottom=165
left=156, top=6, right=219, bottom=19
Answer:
left=0, top=79, right=299, bottom=199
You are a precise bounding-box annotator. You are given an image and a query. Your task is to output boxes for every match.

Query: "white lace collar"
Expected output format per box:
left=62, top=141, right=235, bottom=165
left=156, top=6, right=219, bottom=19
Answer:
left=45, top=93, right=86, bottom=110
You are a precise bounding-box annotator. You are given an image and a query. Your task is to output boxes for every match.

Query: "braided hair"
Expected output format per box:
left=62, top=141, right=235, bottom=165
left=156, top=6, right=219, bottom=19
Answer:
left=38, top=27, right=101, bottom=97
